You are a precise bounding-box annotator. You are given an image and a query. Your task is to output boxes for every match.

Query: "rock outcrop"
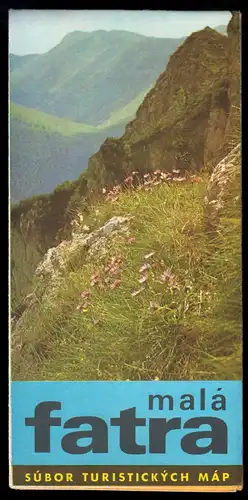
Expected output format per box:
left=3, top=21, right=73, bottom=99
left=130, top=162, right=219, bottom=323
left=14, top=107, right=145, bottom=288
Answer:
left=35, top=215, right=132, bottom=280
left=11, top=214, right=133, bottom=351
left=222, top=12, right=241, bottom=155
left=204, top=142, right=241, bottom=230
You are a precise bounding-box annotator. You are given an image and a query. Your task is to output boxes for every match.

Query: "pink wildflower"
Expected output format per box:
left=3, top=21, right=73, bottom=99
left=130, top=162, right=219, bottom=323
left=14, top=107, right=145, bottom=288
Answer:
left=138, top=274, right=148, bottom=284
left=160, top=172, right=169, bottom=179
left=110, top=279, right=121, bottom=289
left=139, top=263, right=151, bottom=273
left=124, top=175, right=133, bottom=185
left=128, top=236, right=136, bottom=244
left=109, top=264, right=121, bottom=276
left=91, top=272, right=100, bottom=281
left=159, top=270, right=174, bottom=283
left=144, top=251, right=156, bottom=260
left=172, top=177, right=186, bottom=182
left=80, top=290, right=91, bottom=299
left=131, top=287, right=145, bottom=297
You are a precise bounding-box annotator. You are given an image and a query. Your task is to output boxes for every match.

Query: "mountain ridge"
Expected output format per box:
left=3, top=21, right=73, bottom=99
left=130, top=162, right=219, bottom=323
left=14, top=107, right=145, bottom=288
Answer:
left=9, top=30, right=186, bottom=124
left=9, top=24, right=227, bottom=59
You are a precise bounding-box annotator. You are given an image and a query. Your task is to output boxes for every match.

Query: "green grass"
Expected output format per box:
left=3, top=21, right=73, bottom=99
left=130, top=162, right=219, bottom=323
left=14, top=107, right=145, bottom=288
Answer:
left=10, top=102, right=99, bottom=136
left=11, top=177, right=242, bottom=381
left=11, top=228, right=43, bottom=311
left=102, top=87, right=152, bottom=128
left=10, top=88, right=151, bottom=137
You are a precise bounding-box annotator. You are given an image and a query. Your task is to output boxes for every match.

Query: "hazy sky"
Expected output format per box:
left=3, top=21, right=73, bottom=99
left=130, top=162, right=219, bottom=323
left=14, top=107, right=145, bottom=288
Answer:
left=9, top=10, right=231, bottom=55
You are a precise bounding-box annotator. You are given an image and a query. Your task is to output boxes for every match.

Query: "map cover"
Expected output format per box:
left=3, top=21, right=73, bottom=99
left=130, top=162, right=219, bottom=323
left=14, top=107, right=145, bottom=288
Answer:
left=9, top=9, right=242, bottom=491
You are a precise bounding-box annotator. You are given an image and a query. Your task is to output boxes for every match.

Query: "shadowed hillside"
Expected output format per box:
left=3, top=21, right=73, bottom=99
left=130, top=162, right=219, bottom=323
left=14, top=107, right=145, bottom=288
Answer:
left=10, top=110, right=126, bottom=203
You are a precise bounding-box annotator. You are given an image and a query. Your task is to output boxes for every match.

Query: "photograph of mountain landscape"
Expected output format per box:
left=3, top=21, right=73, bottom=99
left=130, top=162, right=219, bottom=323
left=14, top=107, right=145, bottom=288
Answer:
left=10, top=10, right=241, bottom=382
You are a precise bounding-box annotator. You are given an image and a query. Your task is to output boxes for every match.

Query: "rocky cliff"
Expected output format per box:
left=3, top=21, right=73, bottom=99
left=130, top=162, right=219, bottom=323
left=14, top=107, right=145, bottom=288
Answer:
left=222, top=12, right=241, bottom=154
left=204, top=142, right=241, bottom=231
left=87, top=14, right=240, bottom=193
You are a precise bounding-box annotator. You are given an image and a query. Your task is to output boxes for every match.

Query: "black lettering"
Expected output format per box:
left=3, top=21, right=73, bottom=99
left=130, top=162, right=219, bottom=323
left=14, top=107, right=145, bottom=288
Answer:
left=62, top=416, right=108, bottom=454
left=180, top=394, right=194, bottom=410
left=149, top=418, right=181, bottom=453
left=181, top=417, right=228, bottom=454
left=148, top=394, right=174, bottom=411
left=25, top=401, right=61, bottom=453
left=111, top=407, right=146, bottom=454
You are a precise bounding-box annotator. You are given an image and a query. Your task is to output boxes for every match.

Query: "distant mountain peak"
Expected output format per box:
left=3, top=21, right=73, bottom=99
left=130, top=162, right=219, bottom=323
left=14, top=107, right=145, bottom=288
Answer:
left=60, top=30, right=91, bottom=44
left=60, top=28, right=148, bottom=42
left=214, top=25, right=227, bottom=35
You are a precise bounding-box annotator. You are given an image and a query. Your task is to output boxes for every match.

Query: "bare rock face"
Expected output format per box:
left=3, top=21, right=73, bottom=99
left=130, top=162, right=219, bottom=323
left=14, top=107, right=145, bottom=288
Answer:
left=204, top=143, right=241, bottom=231
left=35, top=215, right=131, bottom=280
left=205, top=13, right=241, bottom=166
left=223, top=12, right=241, bottom=155
left=11, top=184, right=74, bottom=254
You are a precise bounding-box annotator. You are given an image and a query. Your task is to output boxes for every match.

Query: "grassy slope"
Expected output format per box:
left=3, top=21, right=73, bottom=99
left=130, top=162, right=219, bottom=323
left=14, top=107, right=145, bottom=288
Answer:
left=12, top=176, right=241, bottom=381
left=11, top=229, right=43, bottom=310
left=102, top=87, right=152, bottom=128
left=10, top=102, right=99, bottom=136
left=10, top=90, right=150, bottom=136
